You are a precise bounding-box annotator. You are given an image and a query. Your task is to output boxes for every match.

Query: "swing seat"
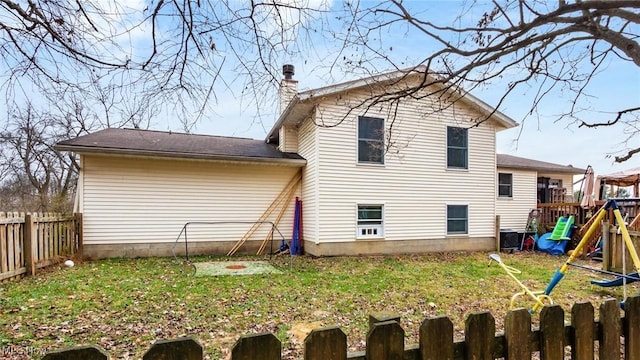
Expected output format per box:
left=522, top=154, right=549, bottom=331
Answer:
left=590, top=272, right=640, bottom=287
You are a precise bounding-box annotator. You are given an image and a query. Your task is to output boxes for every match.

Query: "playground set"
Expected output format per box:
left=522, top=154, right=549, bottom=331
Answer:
left=490, top=198, right=640, bottom=313
left=514, top=210, right=576, bottom=255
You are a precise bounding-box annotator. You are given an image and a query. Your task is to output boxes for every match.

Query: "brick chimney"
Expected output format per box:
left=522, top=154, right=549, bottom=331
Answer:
left=278, top=65, right=298, bottom=152
left=279, top=64, right=297, bottom=115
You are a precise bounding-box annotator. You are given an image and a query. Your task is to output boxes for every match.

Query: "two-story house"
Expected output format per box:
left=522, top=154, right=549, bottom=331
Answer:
left=56, top=66, right=580, bottom=258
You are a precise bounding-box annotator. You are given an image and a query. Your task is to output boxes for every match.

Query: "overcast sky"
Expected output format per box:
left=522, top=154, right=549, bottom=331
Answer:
left=150, top=1, right=638, bottom=178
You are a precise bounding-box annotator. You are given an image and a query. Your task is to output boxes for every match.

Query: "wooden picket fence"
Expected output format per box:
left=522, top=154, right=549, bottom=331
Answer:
left=0, top=212, right=82, bottom=281
left=42, top=296, right=640, bottom=359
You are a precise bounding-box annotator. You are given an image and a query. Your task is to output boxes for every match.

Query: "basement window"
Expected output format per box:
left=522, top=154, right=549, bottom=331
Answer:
left=357, top=205, right=384, bottom=238
left=447, top=205, right=468, bottom=235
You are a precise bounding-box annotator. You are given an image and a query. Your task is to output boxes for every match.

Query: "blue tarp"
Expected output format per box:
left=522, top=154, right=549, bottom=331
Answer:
left=536, top=232, right=569, bottom=255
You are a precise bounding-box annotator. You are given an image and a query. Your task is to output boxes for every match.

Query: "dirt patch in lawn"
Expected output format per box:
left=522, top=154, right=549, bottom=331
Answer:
left=288, top=321, right=325, bottom=343
left=193, top=261, right=283, bottom=276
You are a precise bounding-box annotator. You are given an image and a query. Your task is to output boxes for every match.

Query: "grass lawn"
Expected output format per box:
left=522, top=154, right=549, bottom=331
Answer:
left=0, top=251, right=637, bottom=359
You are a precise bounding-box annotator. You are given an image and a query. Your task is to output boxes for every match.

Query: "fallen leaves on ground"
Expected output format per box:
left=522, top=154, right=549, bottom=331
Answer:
left=0, top=252, right=636, bottom=359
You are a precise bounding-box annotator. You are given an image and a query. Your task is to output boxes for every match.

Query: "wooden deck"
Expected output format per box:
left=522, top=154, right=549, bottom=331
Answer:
left=538, top=199, right=639, bottom=229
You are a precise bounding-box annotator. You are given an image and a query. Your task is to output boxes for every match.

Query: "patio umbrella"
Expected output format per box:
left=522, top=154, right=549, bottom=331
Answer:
left=580, top=166, right=596, bottom=209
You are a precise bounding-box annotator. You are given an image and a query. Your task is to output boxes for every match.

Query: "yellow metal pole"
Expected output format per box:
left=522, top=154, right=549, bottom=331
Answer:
left=613, top=209, right=640, bottom=272
left=531, top=207, right=608, bottom=314
left=560, top=208, right=608, bottom=273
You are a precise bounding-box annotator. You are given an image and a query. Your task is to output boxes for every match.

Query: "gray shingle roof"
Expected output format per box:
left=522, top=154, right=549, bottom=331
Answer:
left=497, top=154, right=584, bottom=174
left=56, top=128, right=306, bottom=165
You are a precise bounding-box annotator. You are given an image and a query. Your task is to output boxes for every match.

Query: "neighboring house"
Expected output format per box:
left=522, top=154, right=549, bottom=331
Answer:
left=495, top=154, right=584, bottom=232
left=56, top=66, right=579, bottom=258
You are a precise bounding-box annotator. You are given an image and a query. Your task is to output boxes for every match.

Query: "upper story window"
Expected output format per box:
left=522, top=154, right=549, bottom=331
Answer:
left=358, top=116, right=384, bottom=164
left=498, top=173, right=513, bottom=198
left=447, top=126, right=468, bottom=169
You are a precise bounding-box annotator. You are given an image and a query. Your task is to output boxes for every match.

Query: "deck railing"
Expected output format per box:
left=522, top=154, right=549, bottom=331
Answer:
left=538, top=200, right=639, bottom=229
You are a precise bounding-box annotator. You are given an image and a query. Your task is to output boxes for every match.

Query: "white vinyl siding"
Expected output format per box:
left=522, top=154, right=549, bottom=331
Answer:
left=496, top=168, right=537, bottom=232
left=296, top=116, right=319, bottom=243
left=309, top=86, right=498, bottom=244
left=279, top=125, right=298, bottom=153
left=81, top=155, right=300, bottom=245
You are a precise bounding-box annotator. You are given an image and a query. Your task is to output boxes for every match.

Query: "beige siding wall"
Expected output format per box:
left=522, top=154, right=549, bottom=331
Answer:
left=539, top=172, right=575, bottom=199
left=297, top=117, right=318, bottom=242
left=496, top=168, right=537, bottom=232
left=309, top=88, right=498, bottom=246
left=279, top=125, right=299, bottom=153
left=81, top=155, right=300, bottom=246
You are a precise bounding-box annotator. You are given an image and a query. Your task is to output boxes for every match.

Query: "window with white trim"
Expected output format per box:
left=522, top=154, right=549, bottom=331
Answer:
left=447, top=205, right=468, bottom=235
left=447, top=126, right=468, bottom=169
left=357, top=205, right=383, bottom=238
left=358, top=116, right=384, bottom=164
left=498, top=173, right=513, bottom=198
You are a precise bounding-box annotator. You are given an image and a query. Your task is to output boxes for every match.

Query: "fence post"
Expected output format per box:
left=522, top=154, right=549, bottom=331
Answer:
left=23, top=214, right=36, bottom=276
left=464, top=312, right=494, bottom=360
left=143, top=337, right=203, bottom=360
left=602, top=222, right=610, bottom=270
left=599, top=299, right=621, bottom=360
left=231, top=333, right=281, bottom=360
left=539, top=305, right=564, bottom=360
left=504, top=308, right=531, bottom=360
left=366, top=320, right=404, bottom=360
left=42, top=345, right=108, bottom=360
left=304, top=326, right=347, bottom=360
left=368, top=312, right=400, bottom=330
left=75, top=213, right=83, bottom=259
left=495, top=215, right=501, bottom=252
left=419, top=316, right=453, bottom=360
left=570, top=302, right=594, bottom=360
left=625, top=295, right=640, bottom=359
left=1, top=212, right=7, bottom=274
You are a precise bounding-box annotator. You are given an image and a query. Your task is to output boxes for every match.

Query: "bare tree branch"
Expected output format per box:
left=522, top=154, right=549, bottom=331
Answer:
left=579, top=107, right=640, bottom=128
left=615, top=147, right=640, bottom=162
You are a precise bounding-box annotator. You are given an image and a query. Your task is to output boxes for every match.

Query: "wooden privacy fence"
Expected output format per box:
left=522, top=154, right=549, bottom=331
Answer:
left=602, top=222, right=640, bottom=273
left=43, top=296, right=640, bottom=359
left=0, top=212, right=82, bottom=281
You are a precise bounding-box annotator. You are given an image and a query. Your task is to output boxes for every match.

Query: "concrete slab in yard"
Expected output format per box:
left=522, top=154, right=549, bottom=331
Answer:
left=193, top=261, right=282, bottom=276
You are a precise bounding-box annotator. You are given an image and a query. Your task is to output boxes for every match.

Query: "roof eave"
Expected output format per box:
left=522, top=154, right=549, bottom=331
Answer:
left=296, top=66, right=428, bottom=101
left=267, top=65, right=518, bottom=140
left=295, top=67, right=519, bottom=130
left=498, top=164, right=584, bottom=174
left=266, top=67, right=430, bottom=143
left=460, top=92, right=518, bottom=130
left=55, top=144, right=307, bottom=166
left=266, top=96, right=300, bottom=143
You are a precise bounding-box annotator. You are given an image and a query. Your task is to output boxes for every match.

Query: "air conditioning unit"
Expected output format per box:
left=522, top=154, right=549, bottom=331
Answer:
left=358, top=225, right=383, bottom=238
